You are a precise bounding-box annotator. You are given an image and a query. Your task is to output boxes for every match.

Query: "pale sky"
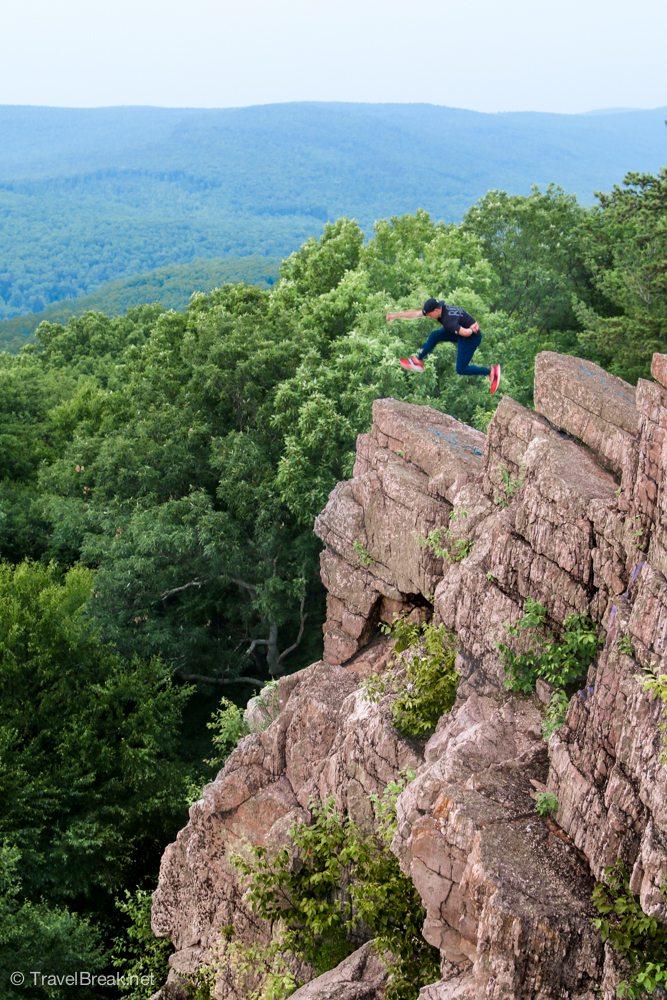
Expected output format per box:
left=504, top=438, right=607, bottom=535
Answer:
left=0, top=0, right=665, bottom=113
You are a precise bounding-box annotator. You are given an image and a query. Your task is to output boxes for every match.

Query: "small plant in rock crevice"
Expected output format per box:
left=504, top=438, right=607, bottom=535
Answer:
left=417, top=527, right=449, bottom=561
left=641, top=667, right=667, bottom=763
left=418, top=509, right=472, bottom=564
left=494, top=464, right=525, bottom=508
left=534, top=791, right=559, bottom=818
left=629, top=514, right=649, bottom=551
left=617, top=634, right=635, bottom=657
left=365, top=619, right=459, bottom=738
left=352, top=539, right=374, bottom=566
left=592, top=861, right=667, bottom=998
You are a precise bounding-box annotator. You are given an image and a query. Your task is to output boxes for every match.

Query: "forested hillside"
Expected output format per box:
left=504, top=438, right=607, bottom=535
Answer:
left=0, top=256, right=279, bottom=351
left=0, top=171, right=665, bottom=995
left=0, top=102, right=664, bottom=326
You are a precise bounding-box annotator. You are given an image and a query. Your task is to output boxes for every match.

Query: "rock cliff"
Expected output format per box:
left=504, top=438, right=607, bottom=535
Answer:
left=152, top=351, right=666, bottom=999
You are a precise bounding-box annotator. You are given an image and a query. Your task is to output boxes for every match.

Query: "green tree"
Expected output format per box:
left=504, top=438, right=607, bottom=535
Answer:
left=0, top=354, right=78, bottom=560
left=463, top=185, right=590, bottom=331
left=0, top=560, right=190, bottom=905
left=113, top=888, right=172, bottom=1000
left=35, top=291, right=319, bottom=682
left=576, top=169, right=667, bottom=382
left=0, top=843, right=107, bottom=999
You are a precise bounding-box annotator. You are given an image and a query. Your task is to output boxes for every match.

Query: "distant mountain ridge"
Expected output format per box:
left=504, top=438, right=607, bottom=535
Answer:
left=1, top=102, right=664, bottom=184
left=583, top=106, right=648, bottom=115
left=0, top=102, right=664, bottom=328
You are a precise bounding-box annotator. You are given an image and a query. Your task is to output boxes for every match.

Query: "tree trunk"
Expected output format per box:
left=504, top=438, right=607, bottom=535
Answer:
left=266, top=622, right=282, bottom=677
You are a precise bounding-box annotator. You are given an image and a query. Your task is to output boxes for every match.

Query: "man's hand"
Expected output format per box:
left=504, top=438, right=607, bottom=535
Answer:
left=386, top=312, right=397, bottom=322
left=471, top=321, right=480, bottom=333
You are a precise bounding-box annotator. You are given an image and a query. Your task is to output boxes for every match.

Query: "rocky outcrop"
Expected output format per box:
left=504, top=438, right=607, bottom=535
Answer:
left=315, top=400, right=485, bottom=664
left=392, top=693, right=602, bottom=999
left=152, top=642, right=421, bottom=997
left=534, top=351, right=638, bottom=478
left=153, top=352, right=666, bottom=999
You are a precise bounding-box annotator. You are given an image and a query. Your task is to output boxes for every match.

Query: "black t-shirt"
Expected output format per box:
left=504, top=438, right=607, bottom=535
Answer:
left=436, top=301, right=475, bottom=335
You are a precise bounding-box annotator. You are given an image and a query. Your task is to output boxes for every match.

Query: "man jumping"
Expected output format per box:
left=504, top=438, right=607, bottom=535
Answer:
left=387, top=297, right=501, bottom=394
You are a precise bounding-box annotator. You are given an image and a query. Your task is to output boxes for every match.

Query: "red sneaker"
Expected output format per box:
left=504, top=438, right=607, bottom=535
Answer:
left=400, top=355, right=425, bottom=373
left=490, top=364, right=501, bottom=394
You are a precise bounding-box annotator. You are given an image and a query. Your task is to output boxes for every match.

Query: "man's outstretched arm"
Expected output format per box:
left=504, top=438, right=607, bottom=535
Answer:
left=386, top=309, right=424, bottom=321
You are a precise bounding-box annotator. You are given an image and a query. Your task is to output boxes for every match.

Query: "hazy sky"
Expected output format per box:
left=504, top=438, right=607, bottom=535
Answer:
left=0, top=0, right=665, bottom=113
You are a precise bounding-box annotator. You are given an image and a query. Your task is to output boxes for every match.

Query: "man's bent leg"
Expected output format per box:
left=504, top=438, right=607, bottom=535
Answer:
left=456, top=333, right=490, bottom=377
left=417, top=328, right=455, bottom=360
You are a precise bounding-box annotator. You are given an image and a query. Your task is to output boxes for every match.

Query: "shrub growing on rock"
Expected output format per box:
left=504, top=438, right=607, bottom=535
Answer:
left=499, top=599, right=600, bottom=694
left=235, top=799, right=354, bottom=976
left=217, top=938, right=298, bottom=1000
left=418, top=509, right=473, bottom=564
left=592, top=861, right=667, bottom=998
left=366, top=620, right=459, bottom=738
left=542, top=689, right=570, bottom=741
left=205, top=698, right=250, bottom=767
left=232, top=782, right=440, bottom=1000
left=352, top=540, right=374, bottom=567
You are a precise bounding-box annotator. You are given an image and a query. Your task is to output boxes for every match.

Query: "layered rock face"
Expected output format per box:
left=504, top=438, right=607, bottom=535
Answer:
left=153, top=352, right=666, bottom=999
left=546, top=353, right=667, bottom=920
left=315, top=401, right=485, bottom=665
left=152, top=642, right=420, bottom=997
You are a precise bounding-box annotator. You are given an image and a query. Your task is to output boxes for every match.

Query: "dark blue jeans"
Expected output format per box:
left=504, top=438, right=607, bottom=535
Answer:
left=417, top=329, right=490, bottom=377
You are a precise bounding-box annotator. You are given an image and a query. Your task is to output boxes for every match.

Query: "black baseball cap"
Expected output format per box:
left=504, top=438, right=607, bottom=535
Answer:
left=422, top=297, right=440, bottom=315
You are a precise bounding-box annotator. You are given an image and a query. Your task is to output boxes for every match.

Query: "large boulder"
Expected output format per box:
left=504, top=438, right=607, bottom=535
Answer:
left=392, top=692, right=602, bottom=999
left=289, top=942, right=388, bottom=999
left=626, top=360, right=667, bottom=577
left=534, top=351, right=638, bottom=476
